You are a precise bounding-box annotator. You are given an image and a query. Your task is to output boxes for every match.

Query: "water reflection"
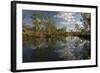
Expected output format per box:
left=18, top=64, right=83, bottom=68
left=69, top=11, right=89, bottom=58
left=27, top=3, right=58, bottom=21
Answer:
left=23, top=36, right=91, bottom=62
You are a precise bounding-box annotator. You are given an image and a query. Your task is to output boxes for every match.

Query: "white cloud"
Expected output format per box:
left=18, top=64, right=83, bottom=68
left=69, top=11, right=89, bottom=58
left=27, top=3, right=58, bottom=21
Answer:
left=76, top=21, right=82, bottom=25
left=54, top=12, right=83, bottom=31
left=54, top=12, right=77, bottom=29
left=54, top=12, right=76, bottom=22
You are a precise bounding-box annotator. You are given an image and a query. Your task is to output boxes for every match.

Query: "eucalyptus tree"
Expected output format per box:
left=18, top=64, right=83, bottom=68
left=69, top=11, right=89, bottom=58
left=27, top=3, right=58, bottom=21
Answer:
left=80, top=13, right=91, bottom=32
left=31, top=12, right=43, bottom=31
left=31, top=12, right=57, bottom=37
left=75, top=24, right=80, bottom=32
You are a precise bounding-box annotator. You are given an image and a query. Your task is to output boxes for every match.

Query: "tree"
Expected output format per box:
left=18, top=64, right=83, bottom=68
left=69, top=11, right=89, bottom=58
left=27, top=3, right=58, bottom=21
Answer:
left=75, top=24, right=80, bottom=32
left=80, top=13, right=91, bottom=32
left=31, top=12, right=58, bottom=37
left=31, top=12, right=43, bottom=31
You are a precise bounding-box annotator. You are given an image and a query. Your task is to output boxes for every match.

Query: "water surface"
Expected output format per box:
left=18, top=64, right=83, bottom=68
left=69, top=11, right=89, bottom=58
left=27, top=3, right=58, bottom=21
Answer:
left=23, top=36, right=91, bottom=63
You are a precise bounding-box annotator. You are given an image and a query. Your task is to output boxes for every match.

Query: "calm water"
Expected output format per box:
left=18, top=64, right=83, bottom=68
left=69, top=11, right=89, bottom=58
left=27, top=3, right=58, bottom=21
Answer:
left=23, top=36, right=91, bottom=63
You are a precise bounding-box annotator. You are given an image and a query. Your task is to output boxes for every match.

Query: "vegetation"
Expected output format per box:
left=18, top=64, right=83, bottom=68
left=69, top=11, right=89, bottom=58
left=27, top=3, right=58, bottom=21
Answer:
left=23, top=12, right=91, bottom=40
left=23, top=12, right=91, bottom=62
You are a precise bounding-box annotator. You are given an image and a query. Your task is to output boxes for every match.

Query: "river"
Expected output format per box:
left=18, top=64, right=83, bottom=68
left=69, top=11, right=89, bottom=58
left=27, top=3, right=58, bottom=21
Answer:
left=23, top=36, right=90, bottom=63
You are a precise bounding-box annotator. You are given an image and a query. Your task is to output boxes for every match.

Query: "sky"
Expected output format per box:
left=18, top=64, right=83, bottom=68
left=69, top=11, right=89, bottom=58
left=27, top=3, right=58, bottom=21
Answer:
left=23, top=10, right=84, bottom=31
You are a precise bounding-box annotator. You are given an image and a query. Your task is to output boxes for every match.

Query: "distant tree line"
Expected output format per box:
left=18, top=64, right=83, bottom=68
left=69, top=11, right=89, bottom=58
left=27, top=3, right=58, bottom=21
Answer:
left=23, top=12, right=91, bottom=39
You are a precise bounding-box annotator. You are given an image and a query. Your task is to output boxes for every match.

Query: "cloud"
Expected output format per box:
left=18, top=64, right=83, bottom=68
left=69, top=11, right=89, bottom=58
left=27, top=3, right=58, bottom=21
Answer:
left=54, top=12, right=77, bottom=27
left=53, top=12, right=76, bottom=22
left=76, top=21, right=82, bottom=25
left=53, top=12, right=83, bottom=31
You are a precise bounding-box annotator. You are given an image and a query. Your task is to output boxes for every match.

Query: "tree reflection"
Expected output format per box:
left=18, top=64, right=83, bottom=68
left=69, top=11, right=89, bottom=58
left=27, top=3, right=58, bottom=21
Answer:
left=23, top=36, right=91, bottom=62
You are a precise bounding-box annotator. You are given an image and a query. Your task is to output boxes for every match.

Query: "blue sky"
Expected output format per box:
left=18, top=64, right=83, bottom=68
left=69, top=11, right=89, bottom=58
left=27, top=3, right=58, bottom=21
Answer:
left=23, top=10, right=83, bottom=31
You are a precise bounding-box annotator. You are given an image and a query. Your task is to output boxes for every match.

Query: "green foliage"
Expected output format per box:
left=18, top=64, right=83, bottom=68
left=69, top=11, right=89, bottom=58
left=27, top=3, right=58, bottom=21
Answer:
left=23, top=12, right=90, bottom=39
left=80, top=13, right=91, bottom=31
left=75, top=24, right=80, bottom=32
